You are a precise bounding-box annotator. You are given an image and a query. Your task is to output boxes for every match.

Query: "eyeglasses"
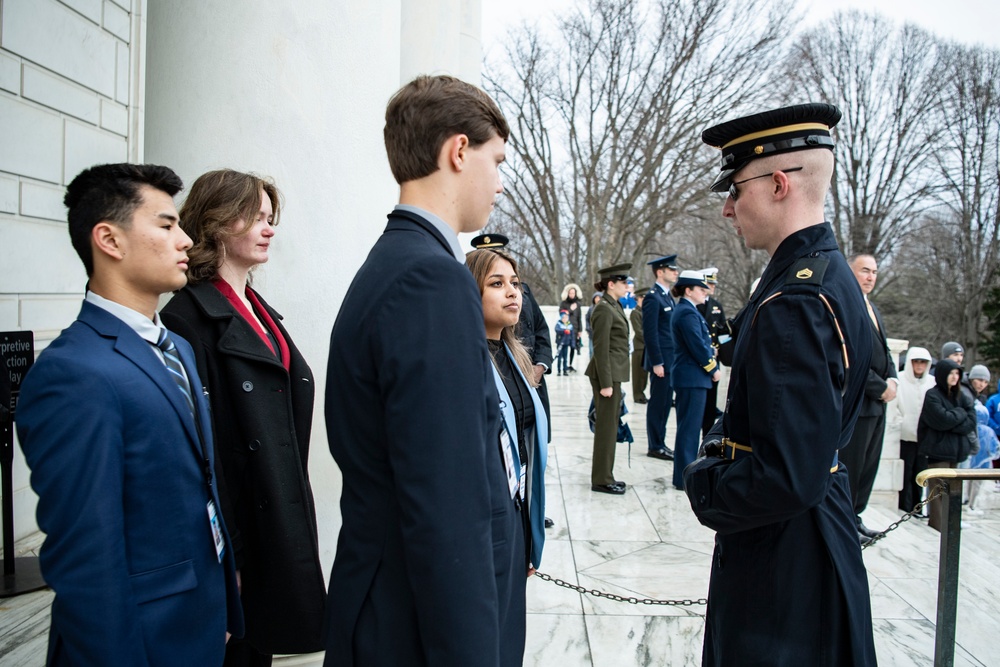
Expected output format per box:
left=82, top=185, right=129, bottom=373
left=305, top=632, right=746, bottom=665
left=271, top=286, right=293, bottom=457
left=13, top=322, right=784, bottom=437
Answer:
left=728, top=167, right=803, bottom=201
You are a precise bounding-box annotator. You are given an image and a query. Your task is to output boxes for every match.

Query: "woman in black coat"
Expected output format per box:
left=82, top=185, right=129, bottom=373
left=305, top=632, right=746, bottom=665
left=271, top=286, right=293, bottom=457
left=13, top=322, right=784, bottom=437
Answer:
left=161, top=170, right=325, bottom=666
left=917, top=358, right=977, bottom=532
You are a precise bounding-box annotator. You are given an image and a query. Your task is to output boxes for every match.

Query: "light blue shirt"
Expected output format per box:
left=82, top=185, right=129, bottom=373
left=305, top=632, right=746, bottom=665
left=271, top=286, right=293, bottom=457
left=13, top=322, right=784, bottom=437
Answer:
left=84, top=291, right=186, bottom=380
left=394, top=204, right=465, bottom=263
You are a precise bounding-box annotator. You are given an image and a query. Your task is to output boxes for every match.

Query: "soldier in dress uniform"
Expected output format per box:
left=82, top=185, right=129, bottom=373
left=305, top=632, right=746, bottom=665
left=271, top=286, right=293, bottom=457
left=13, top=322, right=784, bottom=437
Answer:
left=642, top=254, right=679, bottom=461
left=586, top=263, right=632, bottom=495
left=696, top=267, right=727, bottom=436
left=630, top=287, right=649, bottom=403
left=684, top=104, right=877, bottom=666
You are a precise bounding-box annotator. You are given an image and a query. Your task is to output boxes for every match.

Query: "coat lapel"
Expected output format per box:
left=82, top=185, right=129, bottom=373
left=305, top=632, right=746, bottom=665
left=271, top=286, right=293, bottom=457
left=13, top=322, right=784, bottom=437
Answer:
left=79, top=302, right=202, bottom=456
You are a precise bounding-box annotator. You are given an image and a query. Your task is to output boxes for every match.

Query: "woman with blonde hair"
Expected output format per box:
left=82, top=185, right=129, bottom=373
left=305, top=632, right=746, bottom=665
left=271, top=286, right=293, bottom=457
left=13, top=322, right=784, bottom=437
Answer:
left=161, top=169, right=325, bottom=665
left=560, top=283, right=584, bottom=370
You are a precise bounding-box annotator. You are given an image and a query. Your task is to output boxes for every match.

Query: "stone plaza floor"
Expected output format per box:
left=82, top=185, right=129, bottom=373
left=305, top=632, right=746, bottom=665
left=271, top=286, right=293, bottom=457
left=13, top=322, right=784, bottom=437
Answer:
left=524, top=366, right=1000, bottom=666
left=3, top=364, right=1000, bottom=666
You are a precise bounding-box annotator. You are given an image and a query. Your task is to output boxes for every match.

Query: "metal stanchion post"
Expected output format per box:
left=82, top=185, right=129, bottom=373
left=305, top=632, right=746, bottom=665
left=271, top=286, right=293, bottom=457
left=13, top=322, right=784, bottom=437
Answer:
left=933, top=477, right=962, bottom=667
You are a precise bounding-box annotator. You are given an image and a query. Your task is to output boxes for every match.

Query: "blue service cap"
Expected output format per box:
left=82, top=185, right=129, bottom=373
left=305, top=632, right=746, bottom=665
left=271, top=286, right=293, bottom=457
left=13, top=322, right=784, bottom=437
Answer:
left=647, top=255, right=678, bottom=270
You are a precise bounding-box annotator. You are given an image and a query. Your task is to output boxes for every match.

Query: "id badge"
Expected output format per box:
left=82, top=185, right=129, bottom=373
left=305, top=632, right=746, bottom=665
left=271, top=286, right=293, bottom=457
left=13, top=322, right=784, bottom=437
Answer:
left=499, top=426, right=519, bottom=500
left=207, top=499, right=225, bottom=563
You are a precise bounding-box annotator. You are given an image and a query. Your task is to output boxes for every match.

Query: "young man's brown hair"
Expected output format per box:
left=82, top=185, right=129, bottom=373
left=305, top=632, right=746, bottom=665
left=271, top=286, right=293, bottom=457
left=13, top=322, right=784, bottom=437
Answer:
left=384, top=75, right=510, bottom=184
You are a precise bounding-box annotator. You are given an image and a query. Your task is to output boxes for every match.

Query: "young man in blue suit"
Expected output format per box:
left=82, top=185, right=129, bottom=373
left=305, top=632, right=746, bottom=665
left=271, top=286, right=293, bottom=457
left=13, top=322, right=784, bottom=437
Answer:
left=324, top=76, right=521, bottom=666
left=16, top=163, right=243, bottom=665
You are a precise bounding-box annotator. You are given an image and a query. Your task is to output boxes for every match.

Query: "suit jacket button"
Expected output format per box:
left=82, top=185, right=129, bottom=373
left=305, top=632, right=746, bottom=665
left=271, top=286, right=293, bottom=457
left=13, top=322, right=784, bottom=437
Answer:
left=699, top=495, right=707, bottom=504
left=242, top=381, right=253, bottom=392
left=258, top=498, right=268, bottom=510
left=248, top=439, right=261, bottom=452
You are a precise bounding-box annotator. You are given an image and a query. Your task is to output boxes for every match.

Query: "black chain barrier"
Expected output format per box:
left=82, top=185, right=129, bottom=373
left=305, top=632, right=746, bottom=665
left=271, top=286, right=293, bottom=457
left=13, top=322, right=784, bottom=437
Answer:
left=859, top=484, right=943, bottom=549
left=534, top=486, right=945, bottom=606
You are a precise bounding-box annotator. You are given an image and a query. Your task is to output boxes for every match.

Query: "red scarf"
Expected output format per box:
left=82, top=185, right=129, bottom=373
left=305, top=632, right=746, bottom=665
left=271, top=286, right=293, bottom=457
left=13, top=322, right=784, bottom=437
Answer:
left=211, top=278, right=291, bottom=371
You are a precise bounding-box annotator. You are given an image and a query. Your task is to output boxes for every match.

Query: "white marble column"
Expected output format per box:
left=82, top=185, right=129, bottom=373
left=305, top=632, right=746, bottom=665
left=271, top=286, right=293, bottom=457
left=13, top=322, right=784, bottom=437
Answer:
left=143, top=2, right=482, bottom=663
left=876, top=337, right=909, bottom=497
left=400, top=0, right=482, bottom=84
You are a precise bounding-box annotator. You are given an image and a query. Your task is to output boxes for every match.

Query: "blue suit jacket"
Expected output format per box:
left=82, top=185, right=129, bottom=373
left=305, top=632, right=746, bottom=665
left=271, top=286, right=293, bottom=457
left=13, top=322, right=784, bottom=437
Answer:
left=325, top=209, right=521, bottom=666
left=670, top=298, right=718, bottom=389
left=16, top=301, right=243, bottom=667
left=490, top=342, right=548, bottom=568
left=642, top=283, right=674, bottom=371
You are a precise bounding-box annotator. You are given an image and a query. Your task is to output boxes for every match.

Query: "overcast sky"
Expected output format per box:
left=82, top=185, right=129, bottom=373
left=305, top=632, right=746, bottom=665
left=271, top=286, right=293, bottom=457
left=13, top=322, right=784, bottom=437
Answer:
left=482, top=0, right=1000, bottom=55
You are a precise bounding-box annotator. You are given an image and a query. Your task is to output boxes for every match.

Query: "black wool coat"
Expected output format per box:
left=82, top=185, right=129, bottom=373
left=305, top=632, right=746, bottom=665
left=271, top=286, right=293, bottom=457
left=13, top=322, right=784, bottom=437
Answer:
left=161, top=282, right=326, bottom=655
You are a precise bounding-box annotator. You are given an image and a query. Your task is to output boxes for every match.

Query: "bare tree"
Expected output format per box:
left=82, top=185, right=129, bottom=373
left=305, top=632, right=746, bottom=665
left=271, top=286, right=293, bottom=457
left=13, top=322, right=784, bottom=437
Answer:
left=485, top=0, right=794, bottom=302
left=786, top=11, right=944, bottom=261
left=930, top=44, right=1000, bottom=361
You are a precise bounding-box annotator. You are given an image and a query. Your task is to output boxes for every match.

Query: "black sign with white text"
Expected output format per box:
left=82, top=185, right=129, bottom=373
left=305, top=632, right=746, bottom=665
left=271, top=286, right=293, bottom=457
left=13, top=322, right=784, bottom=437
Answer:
left=0, top=331, right=34, bottom=421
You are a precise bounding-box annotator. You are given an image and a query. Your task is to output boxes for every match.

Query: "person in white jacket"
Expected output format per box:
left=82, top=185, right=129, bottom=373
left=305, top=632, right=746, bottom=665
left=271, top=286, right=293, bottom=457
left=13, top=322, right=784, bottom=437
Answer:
left=894, top=346, right=935, bottom=511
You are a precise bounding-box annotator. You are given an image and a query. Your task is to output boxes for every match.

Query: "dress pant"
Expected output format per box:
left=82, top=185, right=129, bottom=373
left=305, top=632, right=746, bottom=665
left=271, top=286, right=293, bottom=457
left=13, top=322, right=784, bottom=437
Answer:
left=673, top=387, right=707, bottom=490
left=590, top=376, right=621, bottom=485
left=898, top=439, right=927, bottom=512
left=646, top=372, right=673, bottom=453
left=840, top=410, right=886, bottom=516
left=701, top=377, right=720, bottom=437
left=631, top=350, right=648, bottom=400
left=926, top=460, right=956, bottom=532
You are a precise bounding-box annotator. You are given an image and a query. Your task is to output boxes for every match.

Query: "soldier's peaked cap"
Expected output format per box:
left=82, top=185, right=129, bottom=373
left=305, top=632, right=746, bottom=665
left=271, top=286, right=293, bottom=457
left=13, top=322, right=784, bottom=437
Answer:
left=598, top=263, right=632, bottom=279
left=702, top=103, right=841, bottom=192
left=470, top=232, right=510, bottom=249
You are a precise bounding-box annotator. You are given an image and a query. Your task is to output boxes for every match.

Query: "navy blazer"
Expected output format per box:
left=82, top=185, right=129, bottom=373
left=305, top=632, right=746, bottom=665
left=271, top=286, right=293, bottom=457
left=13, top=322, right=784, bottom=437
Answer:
left=670, top=297, right=718, bottom=389
left=16, top=301, right=242, bottom=666
left=642, top=283, right=674, bottom=370
left=324, top=209, right=521, bottom=666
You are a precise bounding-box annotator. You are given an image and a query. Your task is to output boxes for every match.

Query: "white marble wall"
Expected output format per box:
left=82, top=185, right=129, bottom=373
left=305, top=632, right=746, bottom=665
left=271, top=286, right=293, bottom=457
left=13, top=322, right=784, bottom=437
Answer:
left=1, top=0, right=140, bottom=543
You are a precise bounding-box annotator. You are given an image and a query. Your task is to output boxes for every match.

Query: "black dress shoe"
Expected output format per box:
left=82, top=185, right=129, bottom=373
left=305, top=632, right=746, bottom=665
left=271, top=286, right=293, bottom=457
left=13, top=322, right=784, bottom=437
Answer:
left=647, top=448, right=674, bottom=461
left=612, top=480, right=627, bottom=490
left=591, top=483, right=626, bottom=495
left=857, top=522, right=880, bottom=539
left=634, top=397, right=648, bottom=404
left=544, top=517, right=555, bottom=528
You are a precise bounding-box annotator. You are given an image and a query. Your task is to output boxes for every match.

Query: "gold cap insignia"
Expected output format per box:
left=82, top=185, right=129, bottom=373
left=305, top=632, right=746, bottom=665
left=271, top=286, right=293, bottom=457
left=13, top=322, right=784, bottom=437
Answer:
left=754, top=145, right=764, bottom=155
left=796, top=268, right=813, bottom=279
left=483, top=236, right=491, bottom=244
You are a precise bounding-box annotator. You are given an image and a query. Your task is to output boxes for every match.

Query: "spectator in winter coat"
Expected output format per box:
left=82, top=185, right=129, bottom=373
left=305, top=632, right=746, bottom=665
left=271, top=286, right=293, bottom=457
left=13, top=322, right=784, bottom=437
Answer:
left=559, top=283, right=584, bottom=371
left=893, top=347, right=934, bottom=512
left=918, top=358, right=977, bottom=531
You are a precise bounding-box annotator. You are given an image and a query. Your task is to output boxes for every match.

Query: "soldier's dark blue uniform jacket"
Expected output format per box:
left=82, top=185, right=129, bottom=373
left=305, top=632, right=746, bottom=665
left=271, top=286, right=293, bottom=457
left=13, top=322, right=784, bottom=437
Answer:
left=641, top=283, right=674, bottom=371
left=670, top=297, right=717, bottom=389
left=684, top=223, right=877, bottom=666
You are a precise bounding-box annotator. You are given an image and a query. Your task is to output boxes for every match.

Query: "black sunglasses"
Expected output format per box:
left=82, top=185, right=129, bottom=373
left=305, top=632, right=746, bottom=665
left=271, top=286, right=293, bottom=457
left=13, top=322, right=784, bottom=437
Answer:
left=728, top=167, right=803, bottom=201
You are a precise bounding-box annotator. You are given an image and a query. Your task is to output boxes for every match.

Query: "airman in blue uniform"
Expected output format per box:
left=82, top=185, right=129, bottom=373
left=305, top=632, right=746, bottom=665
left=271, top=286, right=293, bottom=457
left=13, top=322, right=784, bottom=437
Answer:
left=642, top=254, right=679, bottom=460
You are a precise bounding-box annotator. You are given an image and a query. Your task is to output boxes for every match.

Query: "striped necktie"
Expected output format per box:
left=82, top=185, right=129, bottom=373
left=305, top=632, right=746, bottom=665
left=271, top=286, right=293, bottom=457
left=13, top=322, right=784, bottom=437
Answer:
left=156, top=329, right=194, bottom=414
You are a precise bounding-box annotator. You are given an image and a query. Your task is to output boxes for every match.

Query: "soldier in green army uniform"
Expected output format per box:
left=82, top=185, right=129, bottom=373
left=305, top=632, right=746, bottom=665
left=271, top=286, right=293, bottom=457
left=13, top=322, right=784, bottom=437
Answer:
left=586, top=263, right=632, bottom=495
left=630, top=288, right=648, bottom=403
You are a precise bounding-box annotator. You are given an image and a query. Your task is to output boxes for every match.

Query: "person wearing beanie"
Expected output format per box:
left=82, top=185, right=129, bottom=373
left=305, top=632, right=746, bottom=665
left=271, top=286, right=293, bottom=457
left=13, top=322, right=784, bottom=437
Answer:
left=968, top=364, right=990, bottom=403
left=893, top=347, right=934, bottom=511
left=941, top=341, right=964, bottom=364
